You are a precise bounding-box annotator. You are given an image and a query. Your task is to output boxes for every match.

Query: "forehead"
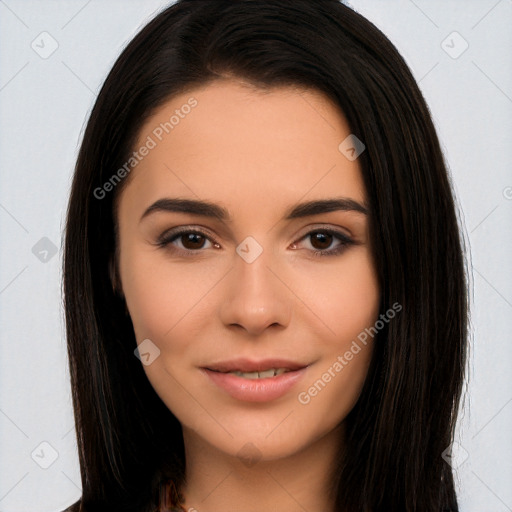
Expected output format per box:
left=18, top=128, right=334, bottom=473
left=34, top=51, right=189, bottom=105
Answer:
left=120, top=79, right=367, bottom=219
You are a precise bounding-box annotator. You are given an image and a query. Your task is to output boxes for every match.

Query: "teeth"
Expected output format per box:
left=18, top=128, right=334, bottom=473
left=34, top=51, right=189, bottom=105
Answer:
left=258, top=369, right=277, bottom=379
left=234, top=371, right=260, bottom=379
left=229, top=368, right=291, bottom=379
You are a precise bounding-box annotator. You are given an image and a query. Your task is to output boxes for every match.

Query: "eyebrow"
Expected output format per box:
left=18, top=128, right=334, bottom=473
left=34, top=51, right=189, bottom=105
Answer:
left=140, top=197, right=369, bottom=223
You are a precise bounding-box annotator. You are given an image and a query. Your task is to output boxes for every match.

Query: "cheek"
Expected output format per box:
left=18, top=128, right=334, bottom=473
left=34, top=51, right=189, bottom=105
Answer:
left=120, top=246, right=215, bottom=343
left=334, top=252, right=380, bottom=340
left=121, top=252, right=168, bottom=340
left=294, top=248, right=380, bottom=342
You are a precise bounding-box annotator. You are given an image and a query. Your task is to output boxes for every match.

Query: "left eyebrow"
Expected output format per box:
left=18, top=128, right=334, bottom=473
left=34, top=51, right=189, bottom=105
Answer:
left=284, top=198, right=369, bottom=218
left=139, top=197, right=369, bottom=224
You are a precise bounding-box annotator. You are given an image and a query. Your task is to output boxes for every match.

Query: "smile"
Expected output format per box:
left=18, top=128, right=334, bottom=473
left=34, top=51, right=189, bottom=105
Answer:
left=201, top=359, right=310, bottom=402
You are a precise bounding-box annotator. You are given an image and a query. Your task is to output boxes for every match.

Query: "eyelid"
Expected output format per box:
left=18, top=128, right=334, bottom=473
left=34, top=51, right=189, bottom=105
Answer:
left=294, top=223, right=353, bottom=240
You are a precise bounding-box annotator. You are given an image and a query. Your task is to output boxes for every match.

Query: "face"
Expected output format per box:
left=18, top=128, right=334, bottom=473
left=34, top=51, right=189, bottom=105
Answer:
left=115, top=79, right=380, bottom=461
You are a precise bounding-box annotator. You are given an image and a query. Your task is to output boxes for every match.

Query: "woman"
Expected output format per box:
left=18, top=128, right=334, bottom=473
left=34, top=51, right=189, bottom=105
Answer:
left=62, top=1, right=469, bottom=510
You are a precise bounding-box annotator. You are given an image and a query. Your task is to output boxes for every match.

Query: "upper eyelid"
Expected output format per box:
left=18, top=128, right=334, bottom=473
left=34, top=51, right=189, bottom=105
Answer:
left=295, top=224, right=354, bottom=241
left=157, top=225, right=218, bottom=243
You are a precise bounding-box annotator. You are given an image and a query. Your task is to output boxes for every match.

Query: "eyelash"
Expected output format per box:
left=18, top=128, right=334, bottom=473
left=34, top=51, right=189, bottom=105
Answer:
left=155, top=226, right=354, bottom=258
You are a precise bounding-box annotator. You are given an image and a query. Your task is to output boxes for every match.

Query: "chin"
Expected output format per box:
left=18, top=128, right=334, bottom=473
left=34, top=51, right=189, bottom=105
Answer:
left=182, top=405, right=338, bottom=464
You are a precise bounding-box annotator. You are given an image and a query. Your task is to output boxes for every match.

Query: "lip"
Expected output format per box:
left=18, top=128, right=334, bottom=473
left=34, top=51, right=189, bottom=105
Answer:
left=201, top=358, right=309, bottom=402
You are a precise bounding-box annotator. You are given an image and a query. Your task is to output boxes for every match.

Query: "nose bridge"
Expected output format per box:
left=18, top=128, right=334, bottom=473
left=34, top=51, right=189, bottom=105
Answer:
left=219, top=235, right=291, bottom=334
left=237, top=239, right=274, bottom=298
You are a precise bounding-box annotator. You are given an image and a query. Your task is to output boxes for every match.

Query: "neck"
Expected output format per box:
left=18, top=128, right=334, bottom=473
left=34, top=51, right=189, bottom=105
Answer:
left=179, top=424, right=344, bottom=512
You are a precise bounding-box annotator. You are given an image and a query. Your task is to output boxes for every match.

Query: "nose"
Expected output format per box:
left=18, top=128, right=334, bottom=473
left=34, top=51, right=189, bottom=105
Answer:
left=219, top=245, right=292, bottom=337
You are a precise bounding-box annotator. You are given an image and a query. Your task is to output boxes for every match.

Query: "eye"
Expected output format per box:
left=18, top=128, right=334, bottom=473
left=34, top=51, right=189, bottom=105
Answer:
left=155, top=227, right=220, bottom=256
left=292, top=228, right=354, bottom=257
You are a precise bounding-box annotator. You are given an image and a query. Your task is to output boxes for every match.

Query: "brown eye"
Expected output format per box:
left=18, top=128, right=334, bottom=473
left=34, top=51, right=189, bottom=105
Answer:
left=155, top=227, right=220, bottom=257
left=309, top=232, right=334, bottom=251
left=292, top=228, right=354, bottom=258
left=180, top=232, right=207, bottom=250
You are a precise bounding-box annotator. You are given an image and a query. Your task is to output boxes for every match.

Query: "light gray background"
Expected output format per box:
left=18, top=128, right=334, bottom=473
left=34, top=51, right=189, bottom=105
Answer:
left=0, top=1, right=511, bottom=511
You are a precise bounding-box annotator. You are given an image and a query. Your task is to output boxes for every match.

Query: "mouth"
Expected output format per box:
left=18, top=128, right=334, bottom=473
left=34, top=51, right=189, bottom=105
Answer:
left=204, top=358, right=307, bottom=377
left=201, top=358, right=310, bottom=402
left=207, top=367, right=293, bottom=379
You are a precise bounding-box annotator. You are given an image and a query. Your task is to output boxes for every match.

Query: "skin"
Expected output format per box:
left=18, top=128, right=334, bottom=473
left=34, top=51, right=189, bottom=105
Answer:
left=115, top=78, right=380, bottom=512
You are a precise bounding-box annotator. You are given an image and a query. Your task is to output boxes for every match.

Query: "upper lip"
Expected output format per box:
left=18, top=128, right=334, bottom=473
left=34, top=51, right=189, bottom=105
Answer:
left=204, top=358, right=308, bottom=373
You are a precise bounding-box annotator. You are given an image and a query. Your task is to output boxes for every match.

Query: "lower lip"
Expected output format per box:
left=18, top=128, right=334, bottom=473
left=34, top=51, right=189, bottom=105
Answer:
left=202, top=367, right=308, bottom=402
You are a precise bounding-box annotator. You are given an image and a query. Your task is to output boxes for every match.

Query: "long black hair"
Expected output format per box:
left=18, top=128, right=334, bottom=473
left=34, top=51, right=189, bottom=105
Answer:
left=62, top=1, right=469, bottom=510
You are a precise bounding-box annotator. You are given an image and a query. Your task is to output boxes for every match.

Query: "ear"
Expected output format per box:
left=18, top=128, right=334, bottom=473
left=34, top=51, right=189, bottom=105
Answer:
left=109, top=253, right=124, bottom=298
